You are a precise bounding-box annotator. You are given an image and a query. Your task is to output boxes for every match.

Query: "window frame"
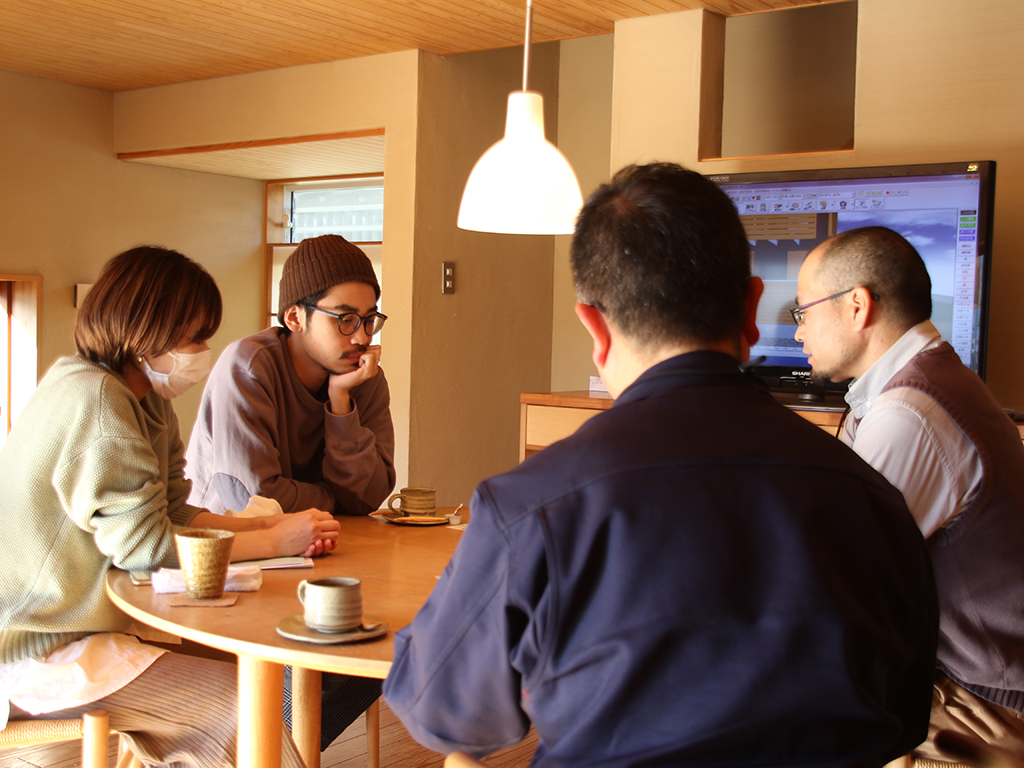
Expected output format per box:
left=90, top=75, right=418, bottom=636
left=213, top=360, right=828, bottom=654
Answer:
left=264, top=173, right=384, bottom=328
left=0, top=274, right=41, bottom=445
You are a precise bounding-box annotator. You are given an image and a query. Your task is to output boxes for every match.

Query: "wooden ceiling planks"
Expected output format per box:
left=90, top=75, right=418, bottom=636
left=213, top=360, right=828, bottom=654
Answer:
left=0, top=0, right=842, bottom=92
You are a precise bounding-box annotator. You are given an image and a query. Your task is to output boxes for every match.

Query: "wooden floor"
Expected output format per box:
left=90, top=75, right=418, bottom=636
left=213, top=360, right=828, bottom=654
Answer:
left=0, top=699, right=540, bottom=768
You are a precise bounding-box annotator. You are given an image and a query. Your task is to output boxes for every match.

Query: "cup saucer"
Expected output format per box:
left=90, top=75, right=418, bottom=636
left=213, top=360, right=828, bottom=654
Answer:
left=276, top=615, right=388, bottom=645
left=381, top=514, right=448, bottom=526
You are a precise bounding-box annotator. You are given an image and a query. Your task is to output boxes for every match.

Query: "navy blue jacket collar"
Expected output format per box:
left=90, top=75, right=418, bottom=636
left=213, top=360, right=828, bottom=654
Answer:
left=616, top=350, right=767, bottom=407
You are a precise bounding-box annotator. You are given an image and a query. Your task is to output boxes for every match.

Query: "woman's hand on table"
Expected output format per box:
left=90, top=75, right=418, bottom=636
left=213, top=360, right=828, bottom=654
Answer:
left=269, top=510, right=340, bottom=557
left=227, top=509, right=339, bottom=560
left=300, top=537, right=337, bottom=558
left=293, top=509, right=339, bottom=557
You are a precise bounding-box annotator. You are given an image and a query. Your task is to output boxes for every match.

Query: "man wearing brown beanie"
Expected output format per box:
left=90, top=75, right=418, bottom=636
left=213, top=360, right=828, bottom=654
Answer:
left=185, top=233, right=396, bottom=748
left=186, top=233, right=395, bottom=517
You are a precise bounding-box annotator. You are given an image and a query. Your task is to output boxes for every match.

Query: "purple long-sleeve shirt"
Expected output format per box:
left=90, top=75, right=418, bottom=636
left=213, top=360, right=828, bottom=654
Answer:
left=185, top=328, right=395, bottom=515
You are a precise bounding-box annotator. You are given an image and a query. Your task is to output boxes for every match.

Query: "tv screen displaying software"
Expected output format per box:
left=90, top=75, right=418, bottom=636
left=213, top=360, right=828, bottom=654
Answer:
left=709, top=161, right=995, bottom=396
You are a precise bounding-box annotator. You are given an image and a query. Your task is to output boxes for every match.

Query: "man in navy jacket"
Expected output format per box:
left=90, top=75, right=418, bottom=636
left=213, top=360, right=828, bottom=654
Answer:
left=384, top=163, right=938, bottom=768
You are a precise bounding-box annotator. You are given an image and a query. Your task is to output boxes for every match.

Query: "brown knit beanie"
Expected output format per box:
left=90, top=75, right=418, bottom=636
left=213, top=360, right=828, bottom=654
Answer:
left=278, top=235, right=380, bottom=323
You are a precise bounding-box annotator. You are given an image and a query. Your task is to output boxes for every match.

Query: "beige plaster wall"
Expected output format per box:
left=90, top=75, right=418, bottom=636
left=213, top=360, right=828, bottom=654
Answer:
left=612, top=0, right=1024, bottom=409
left=410, top=44, right=559, bottom=503
left=113, top=51, right=420, bottom=150
left=722, top=2, right=857, bottom=157
left=0, top=69, right=263, bottom=437
left=612, top=10, right=712, bottom=169
left=550, top=35, right=615, bottom=392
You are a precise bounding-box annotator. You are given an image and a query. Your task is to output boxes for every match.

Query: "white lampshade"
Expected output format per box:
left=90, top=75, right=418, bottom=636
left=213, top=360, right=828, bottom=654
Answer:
left=458, top=91, right=583, bottom=235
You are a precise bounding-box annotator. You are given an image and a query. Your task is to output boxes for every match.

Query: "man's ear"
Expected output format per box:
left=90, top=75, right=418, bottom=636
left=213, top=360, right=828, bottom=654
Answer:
left=575, top=303, right=612, bottom=370
left=282, top=304, right=305, bottom=334
left=741, top=276, right=764, bottom=355
left=848, top=287, right=876, bottom=333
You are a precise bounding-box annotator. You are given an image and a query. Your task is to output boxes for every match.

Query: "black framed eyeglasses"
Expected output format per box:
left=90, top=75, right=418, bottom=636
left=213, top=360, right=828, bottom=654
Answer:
left=790, top=288, right=879, bottom=326
left=308, top=305, right=387, bottom=336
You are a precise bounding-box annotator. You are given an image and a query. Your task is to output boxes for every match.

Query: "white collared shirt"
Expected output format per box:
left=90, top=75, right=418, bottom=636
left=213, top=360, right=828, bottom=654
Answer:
left=842, top=321, right=982, bottom=538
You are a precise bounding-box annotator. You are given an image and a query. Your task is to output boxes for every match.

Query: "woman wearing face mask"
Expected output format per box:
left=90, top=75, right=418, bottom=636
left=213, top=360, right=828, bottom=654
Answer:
left=0, top=246, right=334, bottom=768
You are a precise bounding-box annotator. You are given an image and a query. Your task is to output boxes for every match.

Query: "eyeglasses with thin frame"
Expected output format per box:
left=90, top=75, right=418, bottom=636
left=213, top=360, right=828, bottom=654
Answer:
left=790, top=288, right=879, bottom=326
left=307, top=305, right=388, bottom=336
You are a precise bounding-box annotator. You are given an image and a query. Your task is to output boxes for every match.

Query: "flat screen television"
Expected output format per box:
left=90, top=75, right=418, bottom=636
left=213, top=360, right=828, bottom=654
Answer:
left=708, top=160, right=996, bottom=406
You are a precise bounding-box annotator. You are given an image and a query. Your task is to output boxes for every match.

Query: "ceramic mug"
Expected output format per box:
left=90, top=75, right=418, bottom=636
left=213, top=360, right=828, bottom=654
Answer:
left=175, top=529, right=234, bottom=600
left=387, top=486, right=436, bottom=516
left=298, top=577, right=362, bottom=633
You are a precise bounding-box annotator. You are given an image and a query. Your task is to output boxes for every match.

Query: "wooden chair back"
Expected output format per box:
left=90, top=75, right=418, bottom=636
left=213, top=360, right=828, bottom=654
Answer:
left=0, top=709, right=143, bottom=768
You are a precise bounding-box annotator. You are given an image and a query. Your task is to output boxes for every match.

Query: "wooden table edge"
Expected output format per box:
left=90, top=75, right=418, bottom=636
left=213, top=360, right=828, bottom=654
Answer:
left=105, top=571, right=392, bottom=679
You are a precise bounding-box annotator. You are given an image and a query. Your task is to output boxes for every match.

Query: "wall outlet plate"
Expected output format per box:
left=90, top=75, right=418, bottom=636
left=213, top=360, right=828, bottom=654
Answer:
left=442, top=262, right=455, bottom=294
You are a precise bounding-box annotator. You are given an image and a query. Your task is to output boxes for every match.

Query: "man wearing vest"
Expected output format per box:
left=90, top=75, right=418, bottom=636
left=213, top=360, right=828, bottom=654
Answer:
left=794, top=225, right=1024, bottom=763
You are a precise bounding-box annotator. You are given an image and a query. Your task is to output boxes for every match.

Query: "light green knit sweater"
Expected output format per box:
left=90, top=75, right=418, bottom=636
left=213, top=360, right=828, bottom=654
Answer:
left=0, top=356, right=202, bottom=664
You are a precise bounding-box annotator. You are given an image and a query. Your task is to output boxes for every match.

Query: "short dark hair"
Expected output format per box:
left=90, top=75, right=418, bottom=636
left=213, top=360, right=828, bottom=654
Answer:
left=75, top=246, right=222, bottom=371
left=571, top=162, right=752, bottom=348
left=280, top=288, right=328, bottom=338
left=815, top=226, right=931, bottom=331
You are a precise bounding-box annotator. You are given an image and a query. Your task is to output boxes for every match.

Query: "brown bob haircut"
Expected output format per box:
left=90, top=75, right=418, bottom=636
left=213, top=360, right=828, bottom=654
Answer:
left=75, top=246, right=222, bottom=372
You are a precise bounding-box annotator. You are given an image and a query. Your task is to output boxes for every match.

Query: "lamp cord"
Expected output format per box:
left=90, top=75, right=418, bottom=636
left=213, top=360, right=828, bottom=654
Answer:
left=522, top=0, right=533, bottom=91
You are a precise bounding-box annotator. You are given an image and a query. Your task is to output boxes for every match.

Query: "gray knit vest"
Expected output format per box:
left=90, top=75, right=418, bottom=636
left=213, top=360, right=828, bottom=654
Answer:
left=883, top=342, right=1024, bottom=713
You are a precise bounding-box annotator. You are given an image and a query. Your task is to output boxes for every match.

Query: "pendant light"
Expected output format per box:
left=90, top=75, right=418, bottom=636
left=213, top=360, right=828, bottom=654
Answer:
left=457, top=0, right=583, bottom=235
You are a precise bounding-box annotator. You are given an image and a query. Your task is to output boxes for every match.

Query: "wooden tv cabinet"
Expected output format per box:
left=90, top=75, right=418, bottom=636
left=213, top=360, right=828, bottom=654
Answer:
left=519, top=390, right=845, bottom=462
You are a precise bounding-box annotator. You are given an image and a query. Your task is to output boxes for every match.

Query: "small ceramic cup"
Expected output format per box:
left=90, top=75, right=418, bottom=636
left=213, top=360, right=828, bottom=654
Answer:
left=174, top=529, right=235, bottom=600
left=387, top=486, right=436, bottom=516
left=298, top=577, right=362, bottom=633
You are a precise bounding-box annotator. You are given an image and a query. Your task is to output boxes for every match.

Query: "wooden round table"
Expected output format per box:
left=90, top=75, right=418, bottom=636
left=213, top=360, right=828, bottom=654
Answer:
left=106, top=511, right=464, bottom=768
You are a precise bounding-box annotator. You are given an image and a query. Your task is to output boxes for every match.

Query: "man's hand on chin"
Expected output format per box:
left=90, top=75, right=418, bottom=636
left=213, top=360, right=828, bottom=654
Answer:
left=328, top=345, right=382, bottom=414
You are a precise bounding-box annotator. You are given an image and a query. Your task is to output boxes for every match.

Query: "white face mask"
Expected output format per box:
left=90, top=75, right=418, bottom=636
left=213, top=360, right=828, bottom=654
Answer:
left=142, top=348, right=213, bottom=399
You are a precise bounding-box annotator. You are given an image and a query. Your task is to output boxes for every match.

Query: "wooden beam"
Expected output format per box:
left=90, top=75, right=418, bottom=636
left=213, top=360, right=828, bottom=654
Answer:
left=117, top=129, right=386, bottom=161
